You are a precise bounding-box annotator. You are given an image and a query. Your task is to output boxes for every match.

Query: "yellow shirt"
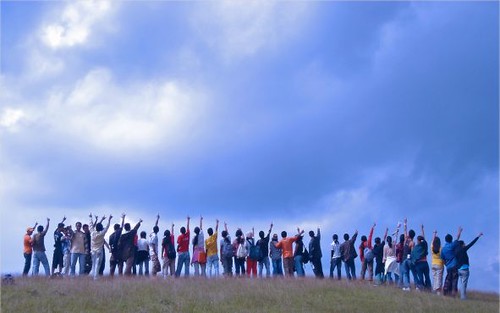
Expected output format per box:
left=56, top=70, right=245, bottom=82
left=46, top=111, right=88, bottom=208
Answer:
left=431, top=244, right=444, bottom=267
left=205, top=232, right=218, bottom=257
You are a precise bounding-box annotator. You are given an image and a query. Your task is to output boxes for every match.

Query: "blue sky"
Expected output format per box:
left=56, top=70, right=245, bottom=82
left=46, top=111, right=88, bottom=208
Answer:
left=1, top=1, right=498, bottom=292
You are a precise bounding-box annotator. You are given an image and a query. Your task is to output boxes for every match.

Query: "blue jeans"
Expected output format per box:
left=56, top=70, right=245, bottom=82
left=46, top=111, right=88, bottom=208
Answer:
left=272, top=258, right=283, bottom=276
left=91, top=249, right=104, bottom=279
left=401, top=259, right=412, bottom=288
left=175, top=252, right=190, bottom=277
left=344, top=259, right=356, bottom=280
left=330, top=257, right=342, bottom=280
left=458, top=268, right=469, bottom=300
left=207, top=254, right=219, bottom=277
left=23, top=253, right=32, bottom=275
left=32, top=251, right=50, bottom=276
left=70, top=253, right=86, bottom=275
left=234, top=257, right=246, bottom=276
left=222, top=255, right=233, bottom=276
left=294, top=255, right=304, bottom=277
left=415, top=261, right=431, bottom=290
left=258, top=257, right=271, bottom=277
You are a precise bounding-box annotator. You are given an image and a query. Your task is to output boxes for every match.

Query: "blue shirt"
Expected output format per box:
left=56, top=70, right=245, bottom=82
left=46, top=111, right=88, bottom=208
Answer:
left=441, top=241, right=459, bottom=270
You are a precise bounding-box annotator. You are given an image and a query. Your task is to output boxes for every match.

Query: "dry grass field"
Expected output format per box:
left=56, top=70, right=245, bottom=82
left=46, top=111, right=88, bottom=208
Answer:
left=1, top=276, right=499, bottom=313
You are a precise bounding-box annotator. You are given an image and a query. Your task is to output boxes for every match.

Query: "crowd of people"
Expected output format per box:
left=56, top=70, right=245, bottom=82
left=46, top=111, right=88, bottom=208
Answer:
left=22, top=214, right=482, bottom=300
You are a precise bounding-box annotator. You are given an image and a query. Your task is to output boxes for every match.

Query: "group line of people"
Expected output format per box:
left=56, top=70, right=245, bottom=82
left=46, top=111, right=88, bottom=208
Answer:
left=22, top=214, right=482, bottom=300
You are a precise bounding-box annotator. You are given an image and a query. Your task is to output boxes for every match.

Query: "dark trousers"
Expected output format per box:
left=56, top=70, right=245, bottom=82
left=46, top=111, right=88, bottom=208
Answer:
left=84, top=253, right=92, bottom=274
left=443, top=267, right=459, bottom=296
left=312, top=258, right=324, bottom=278
left=98, top=248, right=105, bottom=275
left=330, top=257, right=341, bottom=279
left=415, top=261, right=431, bottom=290
left=23, top=253, right=32, bottom=275
left=344, top=259, right=356, bottom=280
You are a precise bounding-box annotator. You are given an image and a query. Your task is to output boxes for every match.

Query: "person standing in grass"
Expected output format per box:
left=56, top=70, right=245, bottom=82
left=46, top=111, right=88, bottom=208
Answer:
left=455, top=232, right=483, bottom=300
left=161, top=224, right=176, bottom=277
left=269, top=233, right=283, bottom=277
left=246, top=229, right=260, bottom=278
left=359, top=223, right=375, bottom=282
left=340, top=230, right=358, bottom=280
left=70, top=221, right=87, bottom=276
left=293, top=232, right=306, bottom=277
left=108, top=214, right=125, bottom=277
left=383, top=224, right=400, bottom=285
left=257, top=223, right=273, bottom=278
left=32, top=218, right=50, bottom=276
left=373, top=227, right=388, bottom=285
left=431, top=231, right=444, bottom=295
left=89, top=214, right=112, bottom=279
left=149, top=214, right=161, bottom=276
left=175, top=216, right=191, bottom=277
left=205, top=219, right=219, bottom=277
left=330, top=234, right=342, bottom=280
left=441, top=226, right=462, bottom=297
left=61, top=226, right=73, bottom=276
left=191, top=216, right=207, bottom=277
left=309, top=227, right=323, bottom=278
left=51, top=217, right=67, bottom=276
left=395, top=233, right=405, bottom=287
left=118, top=217, right=143, bottom=276
left=275, top=229, right=304, bottom=277
left=23, top=222, right=37, bottom=276
left=411, top=225, right=431, bottom=290
left=401, top=219, right=417, bottom=291
left=83, top=223, right=92, bottom=274
left=233, top=229, right=247, bottom=276
left=137, top=231, right=150, bottom=275
left=220, top=223, right=233, bottom=277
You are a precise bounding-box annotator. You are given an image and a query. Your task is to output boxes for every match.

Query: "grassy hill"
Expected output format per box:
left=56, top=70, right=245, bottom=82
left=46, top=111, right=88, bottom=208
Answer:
left=1, top=276, right=498, bottom=313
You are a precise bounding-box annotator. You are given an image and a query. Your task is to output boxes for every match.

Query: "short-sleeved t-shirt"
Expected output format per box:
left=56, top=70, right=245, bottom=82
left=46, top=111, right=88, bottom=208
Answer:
left=149, top=232, right=158, bottom=255
left=177, top=230, right=190, bottom=253
left=24, top=234, right=33, bottom=254
left=205, top=232, right=218, bottom=257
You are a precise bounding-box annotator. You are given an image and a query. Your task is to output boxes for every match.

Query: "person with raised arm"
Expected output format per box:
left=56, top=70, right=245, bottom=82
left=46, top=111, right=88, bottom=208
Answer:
left=89, top=213, right=112, bottom=279
left=149, top=214, right=161, bottom=276
left=137, top=230, right=150, bottom=276
left=70, top=220, right=87, bottom=276
left=373, top=227, right=388, bottom=285
left=51, top=216, right=67, bottom=276
left=401, top=218, right=417, bottom=290
left=109, top=213, right=125, bottom=277
left=233, top=228, right=247, bottom=276
left=309, top=227, right=323, bottom=278
left=270, top=232, right=283, bottom=277
left=205, top=219, right=220, bottom=277
left=431, top=230, right=444, bottom=295
left=191, top=216, right=206, bottom=277
left=162, top=223, right=176, bottom=277
left=441, top=226, right=463, bottom=296
left=456, top=232, right=483, bottom=300
left=118, top=215, right=143, bottom=276
left=257, top=222, right=273, bottom=278
left=411, top=224, right=431, bottom=290
left=329, top=233, right=342, bottom=280
left=383, top=223, right=400, bottom=284
left=275, top=227, right=304, bottom=277
left=175, top=216, right=191, bottom=277
left=220, top=222, right=233, bottom=277
left=293, top=228, right=306, bottom=277
left=339, top=229, right=358, bottom=280
left=359, top=223, right=375, bottom=281
left=23, top=221, right=38, bottom=276
left=32, top=218, right=51, bottom=276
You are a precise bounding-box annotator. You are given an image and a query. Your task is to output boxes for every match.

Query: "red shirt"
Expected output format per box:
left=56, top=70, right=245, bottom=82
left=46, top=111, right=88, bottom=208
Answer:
left=177, top=230, right=190, bottom=253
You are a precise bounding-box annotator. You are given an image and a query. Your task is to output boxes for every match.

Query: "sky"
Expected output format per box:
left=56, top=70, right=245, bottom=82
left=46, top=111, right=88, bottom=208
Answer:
left=0, top=1, right=498, bottom=292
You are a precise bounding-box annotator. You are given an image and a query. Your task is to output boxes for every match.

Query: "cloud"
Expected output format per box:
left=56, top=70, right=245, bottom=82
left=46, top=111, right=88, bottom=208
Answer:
left=0, top=108, right=25, bottom=132
left=40, top=0, right=114, bottom=49
left=191, top=1, right=312, bottom=61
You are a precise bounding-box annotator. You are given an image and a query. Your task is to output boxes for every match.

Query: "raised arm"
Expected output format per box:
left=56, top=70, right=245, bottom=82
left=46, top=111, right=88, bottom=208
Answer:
left=383, top=227, right=388, bottom=242
left=224, top=222, right=228, bottom=233
left=215, top=219, right=219, bottom=232
left=32, top=222, right=38, bottom=230
left=155, top=214, right=160, bottom=228
left=252, top=227, right=255, bottom=237
left=42, top=218, right=50, bottom=235
left=317, top=227, right=321, bottom=240
left=200, top=216, right=203, bottom=230
left=456, top=226, right=463, bottom=241
left=187, top=216, right=190, bottom=231
left=104, top=215, right=112, bottom=232
left=432, top=230, right=437, bottom=244
left=61, top=216, right=67, bottom=225
left=133, top=218, right=143, bottom=232
left=464, top=232, right=483, bottom=251
left=404, top=218, right=408, bottom=237
left=171, top=223, right=174, bottom=236
left=268, top=222, right=273, bottom=237
left=89, top=213, right=94, bottom=229
left=368, top=223, right=375, bottom=247
left=121, top=213, right=126, bottom=229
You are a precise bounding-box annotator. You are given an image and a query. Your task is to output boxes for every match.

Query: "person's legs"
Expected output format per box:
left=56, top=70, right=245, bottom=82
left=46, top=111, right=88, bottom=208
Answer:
left=40, top=252, right=50, bottom=275
left=70, top=253, right=78, bottom=276
left=263, top=257, right=270, bottom=277
left=451, top=269, right=459, bottom=297
left=183, top=253, right=190, bottom=276
left=32, top=252, right=40, bottom=275
left=344, top=261, right=351, bottom=280
left=361, top=260, right=367, bottom=280
left=367, top=261, right=373, bottom=281
left=294, top=255, right=304, bottom=276
left=64, top=252, right=71, bottom=275
left=258, top=260, right=264, bottom=277
left=23, top=253, right=32, bottom=276
left=349, top=260, right=356, bottom=280
left=335, top=258, right=342, bottom=280
left=458, top=269, right=469, bottom=300
left=194, top=262, right=200, bottom=276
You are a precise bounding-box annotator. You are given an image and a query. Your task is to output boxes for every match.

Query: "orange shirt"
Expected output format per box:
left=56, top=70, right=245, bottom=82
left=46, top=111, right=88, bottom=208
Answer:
left=24, top=234, right=33, bottom=254
left=275, top=236, right=298, bottom=258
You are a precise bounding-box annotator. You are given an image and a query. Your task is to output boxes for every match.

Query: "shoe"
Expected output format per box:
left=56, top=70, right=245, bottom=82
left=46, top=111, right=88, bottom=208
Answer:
left=402, top=287, right=410, bottom=291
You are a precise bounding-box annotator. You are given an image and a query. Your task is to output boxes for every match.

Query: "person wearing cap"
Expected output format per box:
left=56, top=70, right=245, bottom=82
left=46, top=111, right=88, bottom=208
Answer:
left=32, top=218, right=51, bottom=276
left=23, top=222, right=38, bottom=276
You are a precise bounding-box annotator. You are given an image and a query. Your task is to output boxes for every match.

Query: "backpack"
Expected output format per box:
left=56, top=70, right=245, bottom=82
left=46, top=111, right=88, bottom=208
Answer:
left=222, top=238, right=234, bottom=258
left=302, top=248, right=310, bottom=264
left=364, top=246, right=374, bottom=262
left=236, top=242, right=247, bottom=258
left=167, top=242, right=176, bottom=260
left=248, top=239, right=262, bottom=261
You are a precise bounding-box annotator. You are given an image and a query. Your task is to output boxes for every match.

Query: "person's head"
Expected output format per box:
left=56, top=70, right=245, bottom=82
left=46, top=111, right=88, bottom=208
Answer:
left=333, top=234, right=338, bottom=241
left=235, top=229, right=243, bottom=237
left=26, top=227, right=34, bottom=235
left=408, top=229, right=415, bottom=239
left=96, top=223, right=103, bottom=232
left=140, top=231, right=146, bottom=238
left=37, top=225, right=44, bottom=233
left=113, top=223, right=120, bottom=231
left=432, top=236, right=441, bottom=254
left=399, top=234, right=405, bottom=244
left=445, top=234, right=453, bottom=243
left=281, top=231, right=287, bottom=238
left=386, top=236, right=392, bottom=245
left=221, top=230, right=228, bottom=238
left=83, top=224, right=89, bottom=233
left=180, top=226, right=186, bottom=234
left=344, top=233, right=349, bottom=241
left=272, top=233, right=278, bottom=241
left=374, top=237, right=381, bottom=245
left=259, top=231, right=265, bottom=239
left=57, top=223, right=65, bottom=230
left=164, top=230, right=171, bottom=238
left=153, top=226, right=159, bottom=234
left=417, top=235, right=424, bottom=243
left=361, top=235, right=367, bottom=242
left=207, top=228, right=214, bottom=236
left=457, top=240, right=465, bottom=247
left=194, top=227, right=200, bottom=235
left=124, top=223, right=131, bottom=232
left=309, top=230, right=315, bottom=238
left=75, top=222, right=82, bottom=231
